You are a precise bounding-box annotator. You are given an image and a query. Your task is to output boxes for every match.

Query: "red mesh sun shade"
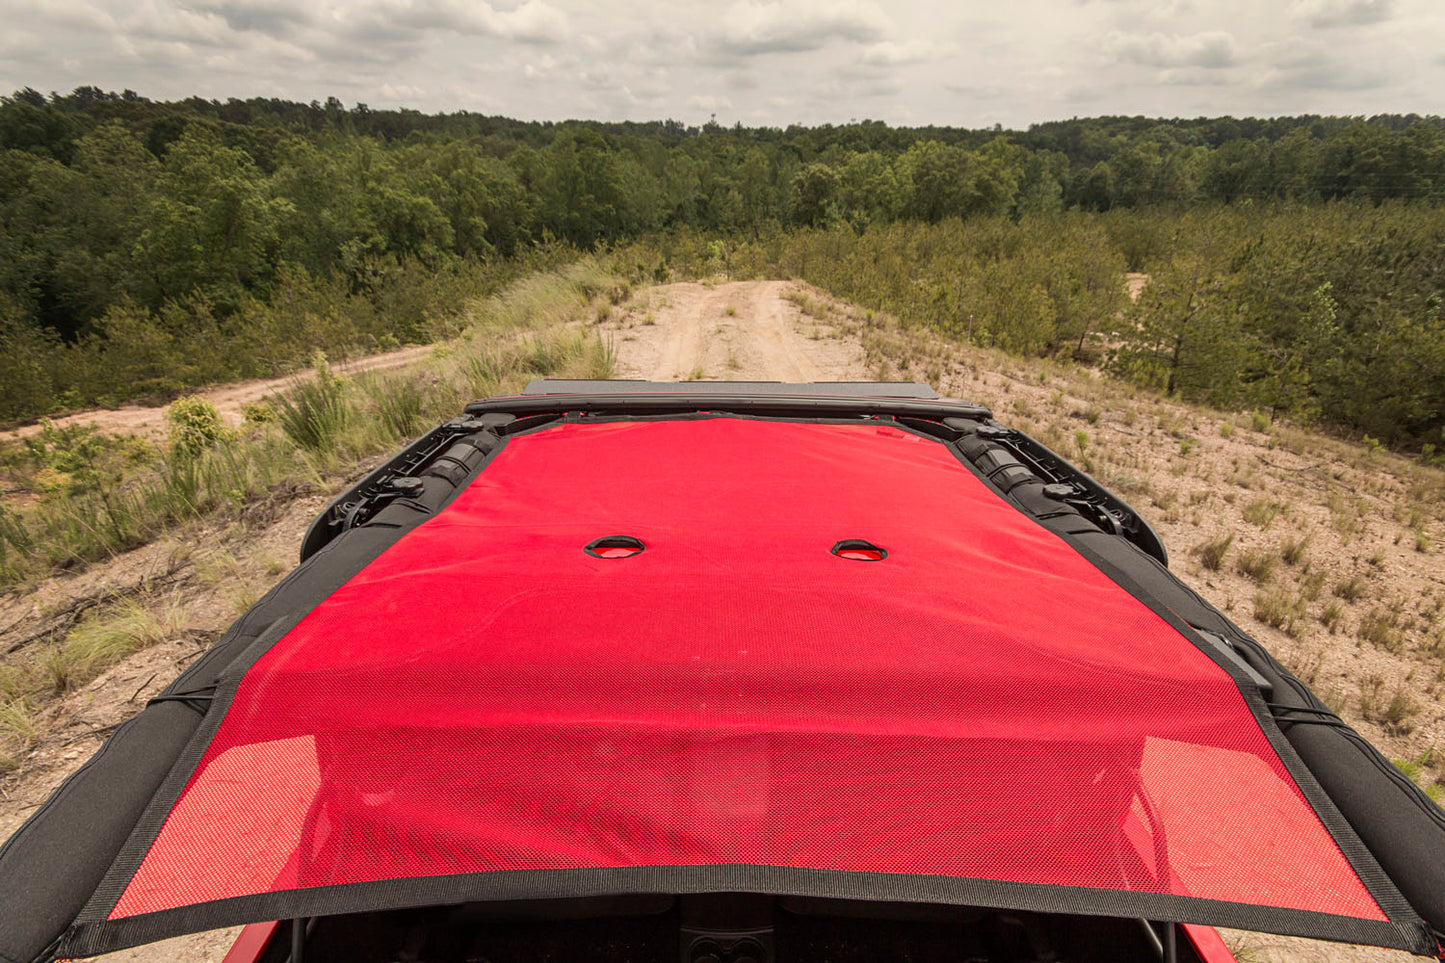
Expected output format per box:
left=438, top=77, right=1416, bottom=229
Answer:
left=110, top=419, right=1386, bottom=923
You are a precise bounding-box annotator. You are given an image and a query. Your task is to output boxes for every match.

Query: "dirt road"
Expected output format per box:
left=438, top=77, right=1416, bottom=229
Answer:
left=1, top=279, right=861, bottom=448
left=606, top=279, right=866, bottom=382
left=0, top=344, right=435, bottom=446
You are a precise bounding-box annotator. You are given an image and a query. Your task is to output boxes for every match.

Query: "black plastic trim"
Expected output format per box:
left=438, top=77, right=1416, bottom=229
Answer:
left=299, top=414, right=514, bottom=562
left=464, top=392, right=992, bottom=422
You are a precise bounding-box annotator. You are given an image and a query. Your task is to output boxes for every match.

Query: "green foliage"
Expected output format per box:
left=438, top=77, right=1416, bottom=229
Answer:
left=368, top=374, right=427, bottom=442
left=167, top=396, right=231, bottom=459
left=240, top=401, right=275, bottom=424
left=0, top=259, right=626, bottom=588
left=20, top=420, right=153, bottom=500
left=790, top=163, right=841, bottom=227
left=2, top=89, right=1445, bottom=448
left=1393, top=751, right=1444, bottom=803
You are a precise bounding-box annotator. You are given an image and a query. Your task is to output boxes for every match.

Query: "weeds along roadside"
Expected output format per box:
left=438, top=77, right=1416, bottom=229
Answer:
left=0, top=259, right=625, bottom=771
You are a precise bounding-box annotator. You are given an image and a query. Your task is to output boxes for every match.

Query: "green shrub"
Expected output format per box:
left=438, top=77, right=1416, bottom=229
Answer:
left=167, top=396, right=231, bottom=459
left=240, top=401, right=276, bottom=424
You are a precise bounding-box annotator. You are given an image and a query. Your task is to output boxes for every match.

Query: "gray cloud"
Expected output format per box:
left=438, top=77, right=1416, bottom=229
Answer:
left=1291, top=0, right=1394, bottom=28
left=12, top=0, right=117, bottom=34
left=2, top=0, right=1442, bottom=129
left=1156, top=67, right=1234, bottom=86
left=724, top=71, right=760, bottom=90
left=1260, top=61, right=1395, bottom=91
left=354, top=0, right=568, bottom=43
left=708, top=0, right=891, bottom=56
left=178, top=0, right=313, bottom=36
left=1107, top=30, right=1239, bottom=69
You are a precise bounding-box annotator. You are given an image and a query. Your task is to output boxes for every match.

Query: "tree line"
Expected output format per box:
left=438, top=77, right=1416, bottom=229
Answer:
left=1, top=88, right=1443, bottom=449
left=624, top=204, right=1445, bottom=451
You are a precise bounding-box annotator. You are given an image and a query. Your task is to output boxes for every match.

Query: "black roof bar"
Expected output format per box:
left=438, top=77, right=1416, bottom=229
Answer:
left=464, top=392, right=994, bottom=422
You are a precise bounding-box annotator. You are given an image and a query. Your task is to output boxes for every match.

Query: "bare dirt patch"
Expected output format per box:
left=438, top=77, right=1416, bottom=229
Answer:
left=1126, top=271, right=1150, bottom=302
left=0, top=344, right=434, bottom=446
left=602, top=280, right=867, bottom=383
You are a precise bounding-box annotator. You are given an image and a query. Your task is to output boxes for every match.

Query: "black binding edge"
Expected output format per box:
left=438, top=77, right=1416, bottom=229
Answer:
left=937, top=431, right=1434, bottom=955
left=61, top=863, right=1425, bottom=958
left=584, top=535, right=646, bottom=559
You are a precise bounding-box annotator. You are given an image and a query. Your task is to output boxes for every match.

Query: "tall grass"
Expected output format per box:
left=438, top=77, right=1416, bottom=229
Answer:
left=0, top=258, right=623, bottom=590
left=272, top=354, right=351, bottom=455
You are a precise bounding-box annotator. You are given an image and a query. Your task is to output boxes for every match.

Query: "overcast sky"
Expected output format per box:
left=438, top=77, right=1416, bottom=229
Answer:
left=3, top=0, right=1442, bottom=128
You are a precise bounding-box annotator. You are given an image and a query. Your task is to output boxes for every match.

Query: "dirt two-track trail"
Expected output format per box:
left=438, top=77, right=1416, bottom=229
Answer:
left=607, top=279, right=867, bottom=383
left=0, top=281, right=859, bottom=448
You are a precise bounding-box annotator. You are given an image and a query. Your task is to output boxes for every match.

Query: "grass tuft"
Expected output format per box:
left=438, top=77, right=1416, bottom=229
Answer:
left=1236, top=548, right=1277, bottom=583
left=1280, top=532, right=1312, bottom=566
left=1242, top=497, right=1283, bottom=529
left=1333, top=576, right=1368, bottom=603
left=1254, top=587, right=1305, bottom=636
left=1192, top=533, right=1234, bottom=571
left=1358, top=607, right=1404, bottom=652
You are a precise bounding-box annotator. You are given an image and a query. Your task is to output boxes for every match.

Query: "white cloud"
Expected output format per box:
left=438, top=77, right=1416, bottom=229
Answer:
left=688, top=94, right=732, bottom=110
left=859, top=39, right=932, bottom=66
left=1107, top=30, right=1238, bottom=69
left=12, top=0, right=117, bottom=33
left=491, top=0, right=569, bottom=43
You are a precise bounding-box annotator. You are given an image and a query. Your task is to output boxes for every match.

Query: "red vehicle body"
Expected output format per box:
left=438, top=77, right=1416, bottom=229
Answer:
left=4, top=382, right=1443, bottom=963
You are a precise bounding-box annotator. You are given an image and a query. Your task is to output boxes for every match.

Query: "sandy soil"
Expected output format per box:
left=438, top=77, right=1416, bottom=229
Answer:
left=603, top=279, right=867, bottom=382
left=2, top=279, right=1438, bottom=963
left=0, top=344, right=435, bottom=446
left=1126, top=271, right=1150, bottom=301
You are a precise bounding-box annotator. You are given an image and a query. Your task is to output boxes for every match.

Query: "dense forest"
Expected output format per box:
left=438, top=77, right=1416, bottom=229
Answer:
left=2, top=87, right=1443, bottom=450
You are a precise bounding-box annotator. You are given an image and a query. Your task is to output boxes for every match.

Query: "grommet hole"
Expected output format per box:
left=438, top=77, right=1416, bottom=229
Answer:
left=831, top=539, right=887, bottom=561
left=585, top=535, right=645, bottom=559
